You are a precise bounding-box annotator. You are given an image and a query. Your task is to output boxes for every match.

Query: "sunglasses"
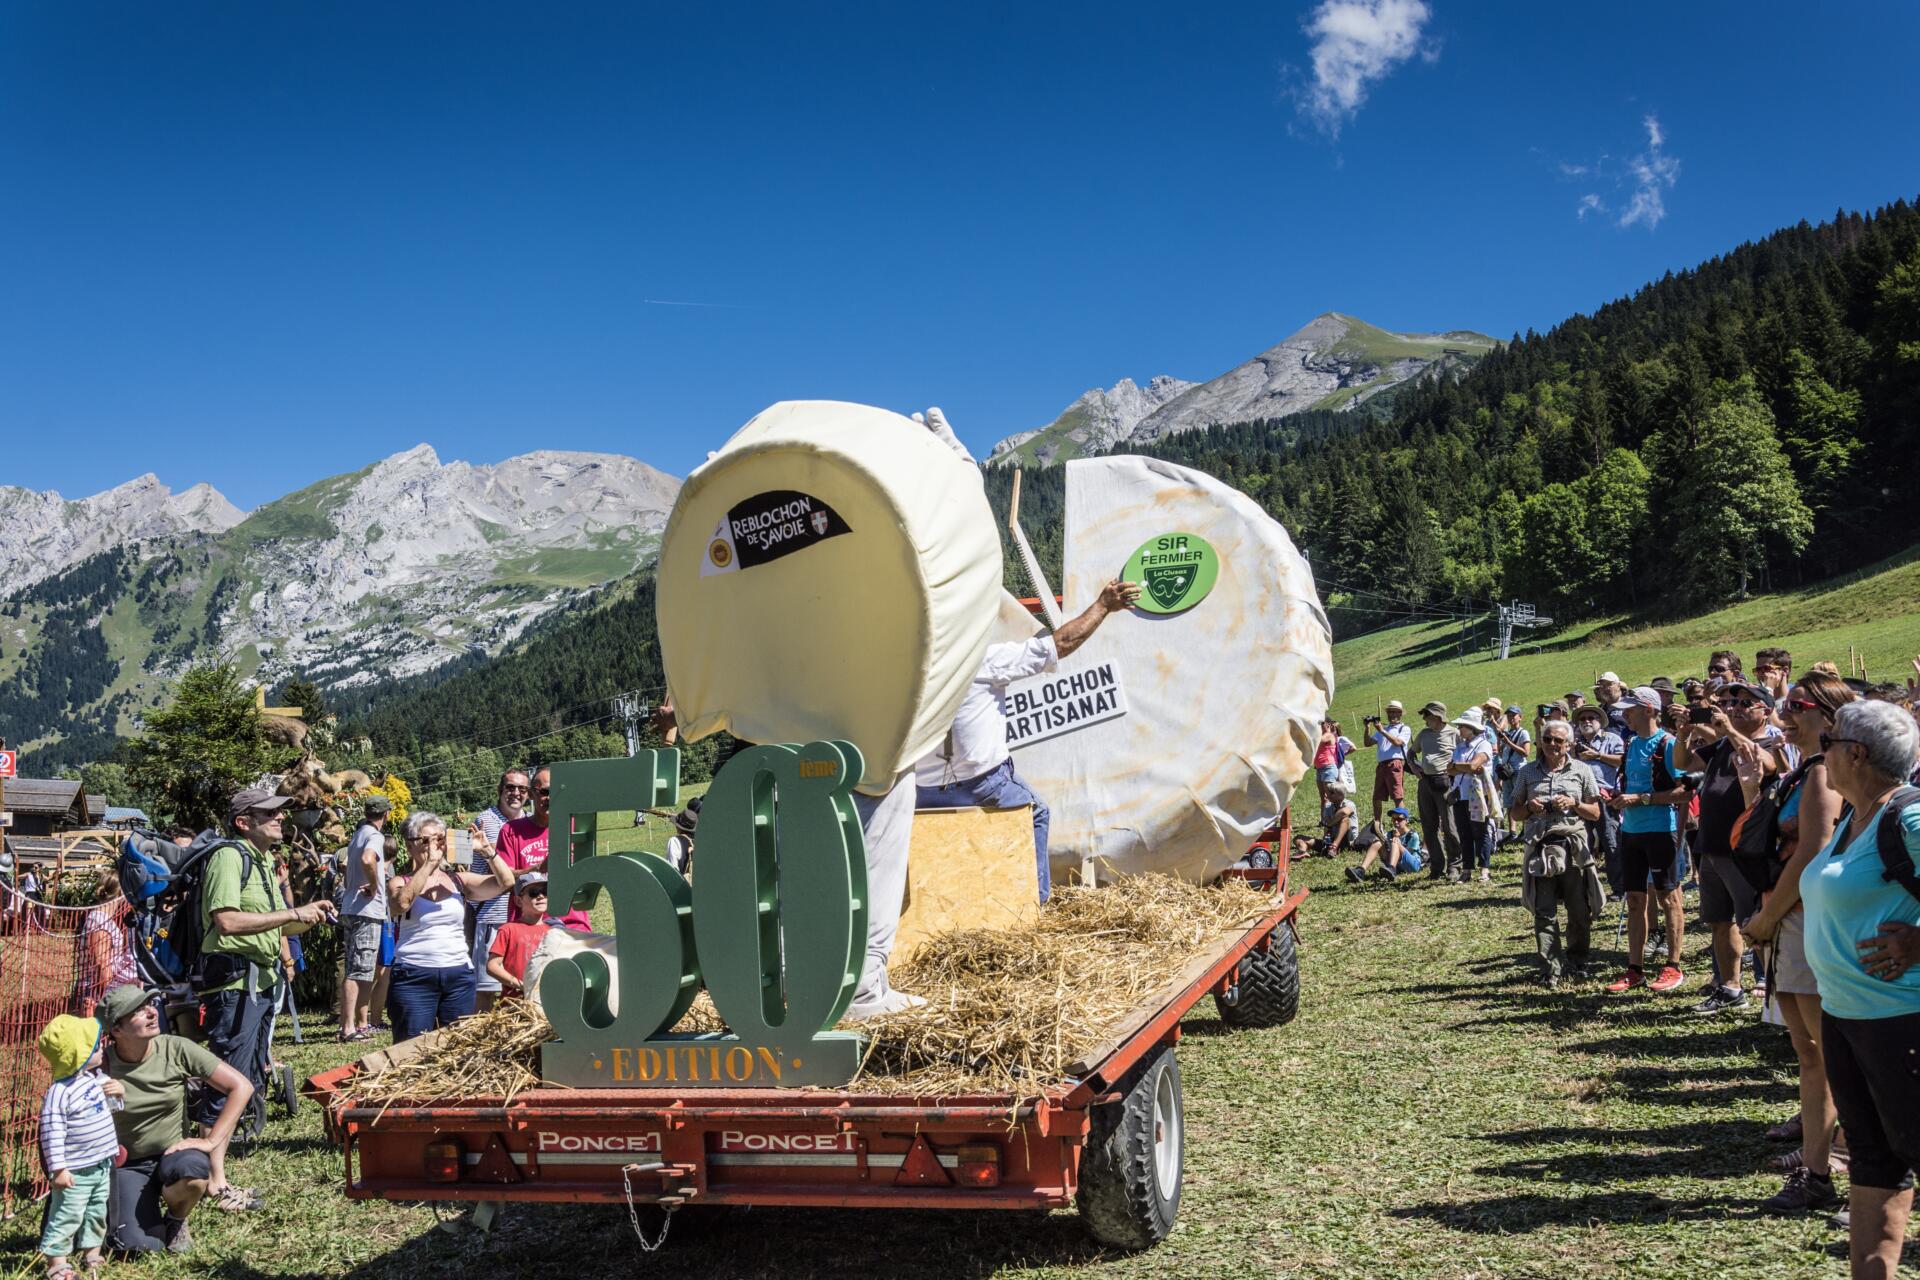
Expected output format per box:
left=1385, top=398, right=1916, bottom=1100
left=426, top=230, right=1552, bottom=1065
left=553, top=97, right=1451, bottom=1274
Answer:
left=1782, top=697, right=1821, bottom=714
left=501, top=784, right=530, bottom=795
left=1723, top=699, right=1761, bottom=711
left=535, top=787, right=551, bottom=798
left=1819, top=734, right=1862, bottom=752
left=519, top=887, right=548, bottom=897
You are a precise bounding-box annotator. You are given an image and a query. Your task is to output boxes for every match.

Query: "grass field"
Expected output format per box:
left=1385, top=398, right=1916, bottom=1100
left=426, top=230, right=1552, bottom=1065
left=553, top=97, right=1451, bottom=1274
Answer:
left=3, top=853, right=1893, bottom=1278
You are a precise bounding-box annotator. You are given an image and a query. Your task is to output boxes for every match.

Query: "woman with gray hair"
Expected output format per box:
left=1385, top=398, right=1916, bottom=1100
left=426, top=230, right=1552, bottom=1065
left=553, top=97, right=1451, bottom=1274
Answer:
left=1800, top=698, right=1920, bottom=1276
left=385, top=812, right=516, bottom=1042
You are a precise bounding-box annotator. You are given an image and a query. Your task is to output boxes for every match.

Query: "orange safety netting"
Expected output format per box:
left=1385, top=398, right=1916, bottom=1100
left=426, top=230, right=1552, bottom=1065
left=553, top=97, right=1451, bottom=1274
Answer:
left=0, top=885, right=103, bottom=1217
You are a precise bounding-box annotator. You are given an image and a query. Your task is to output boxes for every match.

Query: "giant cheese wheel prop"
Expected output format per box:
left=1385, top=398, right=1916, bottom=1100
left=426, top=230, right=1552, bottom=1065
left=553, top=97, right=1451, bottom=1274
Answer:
left=657, top=401, right=1002, bottom=794
left=1008, top=456, right=1333, bottom=882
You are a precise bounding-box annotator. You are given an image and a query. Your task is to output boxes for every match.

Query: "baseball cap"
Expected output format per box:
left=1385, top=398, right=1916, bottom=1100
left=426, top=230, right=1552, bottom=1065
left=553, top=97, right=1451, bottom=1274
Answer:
left=96, top=985, right=159, bottom=1028
left=1505, top=704, right=1522, bottom=715
left=1618, top=685, right=1663, bottom=710
left=1421, top=700, right=1447, bottom=718
left=1388, top=806, right=1408, bottom=818
left=1596, top=671, right=1622, bottom=685
left=228, top=787, right=293, bottom=821
left=514, top=871, right=549, bottom=893
left=1716, top=680, right=1776, bottom=708
left=362, top=794, right=392, bottom=815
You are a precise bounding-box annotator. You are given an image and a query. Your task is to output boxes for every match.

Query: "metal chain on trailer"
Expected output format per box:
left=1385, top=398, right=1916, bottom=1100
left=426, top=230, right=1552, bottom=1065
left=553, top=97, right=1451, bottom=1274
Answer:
left=620, top=1164, right=675, bottom=1252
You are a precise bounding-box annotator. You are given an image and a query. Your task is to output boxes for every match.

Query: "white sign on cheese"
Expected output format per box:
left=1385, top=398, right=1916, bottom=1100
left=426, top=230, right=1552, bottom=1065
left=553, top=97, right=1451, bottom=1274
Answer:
left=1006, top=661, right=1128, bottom=750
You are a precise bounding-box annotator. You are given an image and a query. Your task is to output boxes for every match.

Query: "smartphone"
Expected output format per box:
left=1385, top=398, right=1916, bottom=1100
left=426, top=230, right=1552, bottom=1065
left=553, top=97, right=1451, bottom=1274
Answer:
left=451, top=829, right=473, bottom=860
left=1687, top=705, right=1714, bottom=725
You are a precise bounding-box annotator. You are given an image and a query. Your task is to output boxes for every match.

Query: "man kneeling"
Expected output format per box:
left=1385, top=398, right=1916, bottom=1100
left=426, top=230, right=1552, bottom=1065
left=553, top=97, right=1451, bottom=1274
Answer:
left=1510, top=724, right=1605, bottom=986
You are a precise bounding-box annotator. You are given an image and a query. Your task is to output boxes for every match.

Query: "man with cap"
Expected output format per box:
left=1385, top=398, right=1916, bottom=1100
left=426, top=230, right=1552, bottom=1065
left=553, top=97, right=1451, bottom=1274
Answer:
left=1673, top=677, right=1780, bottom=1015
left=1407, top=701, right=1458, bottom=880
left=1593, top=672, right=1630, bottom=736
left=97, top=985, right=256, bottom=1251
left=195, top=788, right=336, bottom=1120
left=1363, top=700, right=1413, bottom=823
left=1605, top=687, right=1691, bottom=993
left=1446, top=706, right=1499, bottom=882
left=336, top=794, right=391, bottom=1042
left=1347, top=805, right=1423, bottom=883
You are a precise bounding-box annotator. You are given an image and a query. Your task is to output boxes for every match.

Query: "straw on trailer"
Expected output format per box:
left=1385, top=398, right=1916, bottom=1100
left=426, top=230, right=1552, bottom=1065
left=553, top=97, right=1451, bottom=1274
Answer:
left=344, top=874, right=1275, bottom=1106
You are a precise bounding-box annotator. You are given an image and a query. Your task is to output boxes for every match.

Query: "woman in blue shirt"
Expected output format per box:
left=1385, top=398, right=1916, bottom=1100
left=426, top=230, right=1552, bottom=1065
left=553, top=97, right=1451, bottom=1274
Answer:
left=1801, top=699, right=1920, bottom=1276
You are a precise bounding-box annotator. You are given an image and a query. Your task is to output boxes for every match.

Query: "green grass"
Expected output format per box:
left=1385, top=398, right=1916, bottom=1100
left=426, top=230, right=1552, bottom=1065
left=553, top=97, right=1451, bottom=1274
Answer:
left=489, top=536, right=656, bottom=591
left=1325, top=314, right=1499, bottom=364
left=226, top=467, right=372, bottom=545
left=2, top=853, right=1885, bottom=1277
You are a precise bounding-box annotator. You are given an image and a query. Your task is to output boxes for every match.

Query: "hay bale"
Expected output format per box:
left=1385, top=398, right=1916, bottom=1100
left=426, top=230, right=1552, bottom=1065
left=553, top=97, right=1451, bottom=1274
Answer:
left=343, top=875, right=1273, bottom=1106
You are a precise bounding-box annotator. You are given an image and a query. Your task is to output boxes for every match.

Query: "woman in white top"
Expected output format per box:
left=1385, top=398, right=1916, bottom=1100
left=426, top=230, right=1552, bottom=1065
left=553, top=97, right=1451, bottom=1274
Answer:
left=385, top=811, right=515, bottom=1042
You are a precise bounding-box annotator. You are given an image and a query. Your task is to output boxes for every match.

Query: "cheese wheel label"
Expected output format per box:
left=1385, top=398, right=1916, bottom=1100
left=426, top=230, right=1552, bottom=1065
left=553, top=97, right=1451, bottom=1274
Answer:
left=702, top=489, right=852, bottom=576
left=1125, top=532, right=1219, bottom=613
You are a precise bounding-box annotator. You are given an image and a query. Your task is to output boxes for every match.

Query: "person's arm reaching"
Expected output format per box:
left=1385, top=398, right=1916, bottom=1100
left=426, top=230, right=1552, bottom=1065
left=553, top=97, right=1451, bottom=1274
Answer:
left=1051, top=579, right=1142, bottom=659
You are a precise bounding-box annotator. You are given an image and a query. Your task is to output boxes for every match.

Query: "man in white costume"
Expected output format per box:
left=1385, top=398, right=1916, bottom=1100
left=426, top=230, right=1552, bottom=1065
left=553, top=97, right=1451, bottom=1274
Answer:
left=914, top=578, right=1141, bottom=902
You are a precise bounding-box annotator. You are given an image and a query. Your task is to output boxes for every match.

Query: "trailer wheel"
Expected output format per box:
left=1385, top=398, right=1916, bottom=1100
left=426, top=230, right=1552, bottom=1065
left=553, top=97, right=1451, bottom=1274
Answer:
left=1213, top=922, right=1299, bottom=1029
left=1077, top=1045, right=1182, bottom=1250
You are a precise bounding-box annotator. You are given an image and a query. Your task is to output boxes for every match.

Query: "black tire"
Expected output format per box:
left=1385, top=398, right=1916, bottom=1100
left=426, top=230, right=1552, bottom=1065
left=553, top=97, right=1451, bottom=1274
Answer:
left=1077, top=1045, right=1183, bottom=1250
left=1212, top=922, right=1299, bottom=1029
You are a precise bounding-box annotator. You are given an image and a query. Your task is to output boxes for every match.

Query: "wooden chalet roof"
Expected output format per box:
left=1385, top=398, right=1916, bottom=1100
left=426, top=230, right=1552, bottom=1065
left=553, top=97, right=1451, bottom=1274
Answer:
left=3, top=778, right=87, bottom=819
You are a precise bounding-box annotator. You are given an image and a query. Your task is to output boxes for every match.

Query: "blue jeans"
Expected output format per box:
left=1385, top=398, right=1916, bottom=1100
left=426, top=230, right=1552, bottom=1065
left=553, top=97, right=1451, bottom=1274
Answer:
left=916, top=759, right=1052, bottom=901
left=386, top=964, right=476, bottom=1042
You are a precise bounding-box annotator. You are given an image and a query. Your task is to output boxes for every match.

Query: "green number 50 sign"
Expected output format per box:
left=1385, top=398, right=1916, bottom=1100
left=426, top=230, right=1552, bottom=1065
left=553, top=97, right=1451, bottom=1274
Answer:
left=537, top=741, right=871, bottom=1088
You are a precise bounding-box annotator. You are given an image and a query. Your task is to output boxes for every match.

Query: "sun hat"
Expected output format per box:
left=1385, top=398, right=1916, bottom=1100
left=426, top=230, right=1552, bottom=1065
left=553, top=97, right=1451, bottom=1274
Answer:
left=1421, top=700, right=1447, bottom=718
left=1451, top=706, right=1486, bottom=731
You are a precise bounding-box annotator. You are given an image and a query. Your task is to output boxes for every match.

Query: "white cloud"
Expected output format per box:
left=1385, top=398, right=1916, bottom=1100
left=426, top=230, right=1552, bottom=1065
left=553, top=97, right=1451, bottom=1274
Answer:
left=1295, top=0, right=1436, bottom=138
left=1556, top=112, right=1680, bottom=231
left=1617, top=113, right=1680, bottom=229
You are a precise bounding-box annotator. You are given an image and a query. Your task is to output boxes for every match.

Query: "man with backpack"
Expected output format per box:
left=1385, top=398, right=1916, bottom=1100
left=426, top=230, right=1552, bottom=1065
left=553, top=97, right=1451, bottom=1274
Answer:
left=194, top=788, right=336, bottom=1123
left=1606, top=687, right=1692, bottom=994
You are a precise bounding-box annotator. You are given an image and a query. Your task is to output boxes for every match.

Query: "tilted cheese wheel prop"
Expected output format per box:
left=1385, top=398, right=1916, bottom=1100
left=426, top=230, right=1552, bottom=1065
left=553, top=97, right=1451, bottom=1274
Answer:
left=657, top=401, right=1002, bottom=794
left=1008, top=456, right=1333, bottom=883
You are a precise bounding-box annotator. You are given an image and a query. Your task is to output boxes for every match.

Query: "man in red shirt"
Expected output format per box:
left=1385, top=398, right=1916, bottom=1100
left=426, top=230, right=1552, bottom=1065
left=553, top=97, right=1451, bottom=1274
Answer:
left=485, top=875, right=554, bottom=996
left=496, top=767, right=593, bottom=931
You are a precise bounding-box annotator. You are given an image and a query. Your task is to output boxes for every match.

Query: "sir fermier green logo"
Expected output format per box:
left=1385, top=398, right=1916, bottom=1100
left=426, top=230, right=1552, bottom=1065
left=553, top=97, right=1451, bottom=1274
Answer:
left=1124, top=532, right=1220, bottom=614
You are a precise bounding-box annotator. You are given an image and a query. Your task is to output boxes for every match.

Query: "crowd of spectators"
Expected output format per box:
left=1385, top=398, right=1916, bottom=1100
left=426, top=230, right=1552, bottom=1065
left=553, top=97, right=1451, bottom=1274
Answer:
left=1328, top=649, right=1920, bottom=1275
left=28, top=763, right=680, bottom=1262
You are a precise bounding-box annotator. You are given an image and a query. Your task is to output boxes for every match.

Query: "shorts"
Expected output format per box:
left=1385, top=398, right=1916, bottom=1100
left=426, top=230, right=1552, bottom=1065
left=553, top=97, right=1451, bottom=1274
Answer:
left=342, top=915, right=383, bottom=982
left=1697, top=854, right=1759, bottom=925
left=1770, top=907, right=1818, bottom=997
left=1373, top=758, right=1405, bottom=802
left=1821, top=1010, right=1920, bottom=1191
left=472, top=918, right=503, bottom=993
left=1315, top=764, right=1338, bottom=784
left=1618, top=830, right=1679, bottom=893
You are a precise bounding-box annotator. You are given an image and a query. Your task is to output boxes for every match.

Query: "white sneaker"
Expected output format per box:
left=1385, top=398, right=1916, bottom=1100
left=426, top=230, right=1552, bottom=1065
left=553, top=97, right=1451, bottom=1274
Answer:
left=1479, top=868, right=1491, bottom=883
left=843, top=989, right=927, bottom=1022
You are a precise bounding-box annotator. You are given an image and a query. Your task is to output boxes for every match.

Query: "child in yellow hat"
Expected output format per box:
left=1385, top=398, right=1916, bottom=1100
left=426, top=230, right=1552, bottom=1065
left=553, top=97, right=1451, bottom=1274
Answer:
left=36, top=1014, right=121, bottom=1276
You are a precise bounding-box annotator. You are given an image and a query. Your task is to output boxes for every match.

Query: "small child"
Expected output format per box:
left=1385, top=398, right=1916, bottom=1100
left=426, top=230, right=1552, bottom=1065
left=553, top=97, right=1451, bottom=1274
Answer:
left=485, top=874, right=554, bottom=997
left=37, top=1014, right=121, bottom=1276
left=1346, top=807, right=1424, bottom=884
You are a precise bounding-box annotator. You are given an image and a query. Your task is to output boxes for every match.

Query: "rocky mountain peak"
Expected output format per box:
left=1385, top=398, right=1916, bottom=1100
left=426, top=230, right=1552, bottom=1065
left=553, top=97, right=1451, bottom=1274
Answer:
left=0, top=474, right=246, bottom=596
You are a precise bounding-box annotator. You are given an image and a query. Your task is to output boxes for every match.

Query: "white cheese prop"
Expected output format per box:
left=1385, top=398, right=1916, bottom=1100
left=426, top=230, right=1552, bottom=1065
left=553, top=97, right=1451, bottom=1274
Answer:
left=657, top=401, right=1003, bottom=794
left=1009, top=455, right=1333, bottom=883
left=523, top=928, right=620, bottom=1017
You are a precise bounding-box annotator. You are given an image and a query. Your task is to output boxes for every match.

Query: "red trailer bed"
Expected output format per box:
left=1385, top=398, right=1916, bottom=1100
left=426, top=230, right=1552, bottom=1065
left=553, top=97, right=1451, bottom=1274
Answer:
left=308, top=840, right=1303, bottom=1251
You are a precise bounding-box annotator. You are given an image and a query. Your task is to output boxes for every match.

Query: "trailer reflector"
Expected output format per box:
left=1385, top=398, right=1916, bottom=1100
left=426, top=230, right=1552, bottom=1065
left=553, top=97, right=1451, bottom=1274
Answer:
left=423, top=1139, right=463, bottom=1182
left=955, top=1144, right=1002, bottom=1188
left=893, top=1135, right=953, bottom=1187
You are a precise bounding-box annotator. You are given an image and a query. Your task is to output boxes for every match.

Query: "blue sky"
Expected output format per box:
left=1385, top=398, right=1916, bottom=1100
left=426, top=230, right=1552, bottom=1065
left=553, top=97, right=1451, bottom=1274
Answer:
left=4, top=1, right=1917, bottom=508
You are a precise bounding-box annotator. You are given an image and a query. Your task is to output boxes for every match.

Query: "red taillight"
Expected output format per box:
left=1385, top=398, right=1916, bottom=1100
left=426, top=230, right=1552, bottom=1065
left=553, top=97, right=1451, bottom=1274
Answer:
left=424, top=1139, right=463, bottom=1182
left=955, top=1143, right=1001, bottom=1188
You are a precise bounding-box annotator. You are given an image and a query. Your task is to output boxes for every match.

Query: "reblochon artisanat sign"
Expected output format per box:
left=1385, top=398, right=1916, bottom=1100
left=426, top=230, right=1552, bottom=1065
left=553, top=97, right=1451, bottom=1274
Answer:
left=1123, top=532, right=1220, bottom=614
left=537, top=742, right=870, bottom=1088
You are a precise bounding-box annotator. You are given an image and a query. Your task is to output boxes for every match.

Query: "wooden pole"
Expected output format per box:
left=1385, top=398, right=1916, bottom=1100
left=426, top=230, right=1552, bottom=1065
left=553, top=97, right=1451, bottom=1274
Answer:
left=1008, top=468, right=1023, bottom=532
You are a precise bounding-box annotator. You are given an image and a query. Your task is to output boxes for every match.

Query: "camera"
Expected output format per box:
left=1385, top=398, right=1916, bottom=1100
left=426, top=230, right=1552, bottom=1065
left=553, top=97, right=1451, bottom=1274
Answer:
left=1537, top=703, right=1552, bottom=718
left=1363, top=714, right=1380, bottom=725
left=1687, top=704, right=1714, bottom=725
